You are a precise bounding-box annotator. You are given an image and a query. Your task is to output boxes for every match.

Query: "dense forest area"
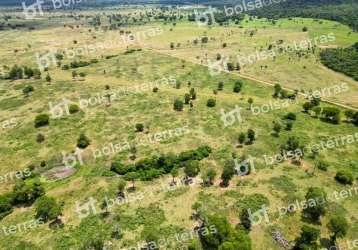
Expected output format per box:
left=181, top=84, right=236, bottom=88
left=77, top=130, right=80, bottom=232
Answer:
left=320, top=43, right=358, bottom=81
left=249, top=0, right=358, bottom=31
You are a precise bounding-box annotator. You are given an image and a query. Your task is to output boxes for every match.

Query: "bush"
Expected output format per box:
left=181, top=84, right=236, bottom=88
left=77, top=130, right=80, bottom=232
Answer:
left=45, top=74, right=52, bottom=82
left=284, top=112, right=296, bottom=120
left=233, top=81, right=243, bottom=93
left=34, top=196, right=62, bottom=222
left=77, top=133, right=90, bottom=149
left=34, top=114, right=49, bottom=128
left=152, top=87, right=158, bottom=93
left=184, top=160, right=200, bottom=177
left=0, top=194, right=13, bottom=220
left=70, top=61, right=90, bottom=69
left=247, top=129, right=255, bottom=143
left=23, top=85, right=34, bottom=96
left=111, top=161, right=135, bottom=175
left=12, top=179, right=45, bottom=206
left=184, top=93, right=191, bottom=104
left=335, top=170, right=354, bottom=185
left=69, top=104, right=80, bottom=114
left=221, top=160, right=235, bottom=187
left=62, top=64, right=69, bottom=70
left=135, top=123, right=144, bottom=132
left=303, top=187, right=327, bottom=222
left=294, top=225, right=320, bottom=250
left=206, top=98, right=216, bottom=107
left=217, top=82, right=224, bottom=91
left=322, top=107, right=341, bottom=124
left=173, top=99, right=184, bottom=111
left=239, top=194, right=269, bottom=230
left=285, top=121, right=293, bottom=131
left=315, top=160, right=328, bottom=171
left=36, top=133, right=45, bottom=143
left=190, top=88, right=196, bottom=100
left=8, top=65, right=23, bottom=80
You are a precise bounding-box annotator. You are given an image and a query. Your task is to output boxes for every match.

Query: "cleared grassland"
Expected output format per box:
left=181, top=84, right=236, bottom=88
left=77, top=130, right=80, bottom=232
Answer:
left=0, top=12, right=357, bottom=250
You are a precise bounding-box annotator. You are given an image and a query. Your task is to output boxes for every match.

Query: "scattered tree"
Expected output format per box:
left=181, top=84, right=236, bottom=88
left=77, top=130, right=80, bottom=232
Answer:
left=34, top=114, right=49, bottom=128
left=174, top=99, right=184, bottom=111
left=206, top=98, right=216, bottom=107
left=135, top=123, right=144, bottom=132
left=35, top=196, right=62, bottom=222
left=335, top=170, right=354, bottom=185
left=303, top=187, right=327, bottom=222
left=77, top=133, right=90, bottom=149
left=328, top=215, right=349, bottom=243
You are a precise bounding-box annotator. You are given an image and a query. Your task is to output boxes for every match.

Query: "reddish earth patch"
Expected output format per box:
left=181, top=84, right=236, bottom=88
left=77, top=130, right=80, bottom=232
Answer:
left=42, top=166, right=77, bottom=181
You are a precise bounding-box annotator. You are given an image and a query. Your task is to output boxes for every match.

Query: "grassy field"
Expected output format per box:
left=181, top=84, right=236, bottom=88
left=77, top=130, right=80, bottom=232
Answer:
left=0, top=9, right=357, bottom=250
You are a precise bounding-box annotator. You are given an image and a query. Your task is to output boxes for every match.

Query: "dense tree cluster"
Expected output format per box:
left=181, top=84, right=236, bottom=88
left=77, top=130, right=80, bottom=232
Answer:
left=248, top=0, right=358, bottom=31
left=0, top=178, right=45, bottom=220
left=320, top=43, right=358, bottom=81
left=5, top=65, right=41, bottom=80
left=199, top=215, right=252, bottom=250
left=111, top=146, right=212, bottom=181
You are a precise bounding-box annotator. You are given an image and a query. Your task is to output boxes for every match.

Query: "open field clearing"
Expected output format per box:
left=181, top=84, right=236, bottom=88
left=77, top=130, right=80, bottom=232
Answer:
left=0, top=4, right=357, bottom=250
